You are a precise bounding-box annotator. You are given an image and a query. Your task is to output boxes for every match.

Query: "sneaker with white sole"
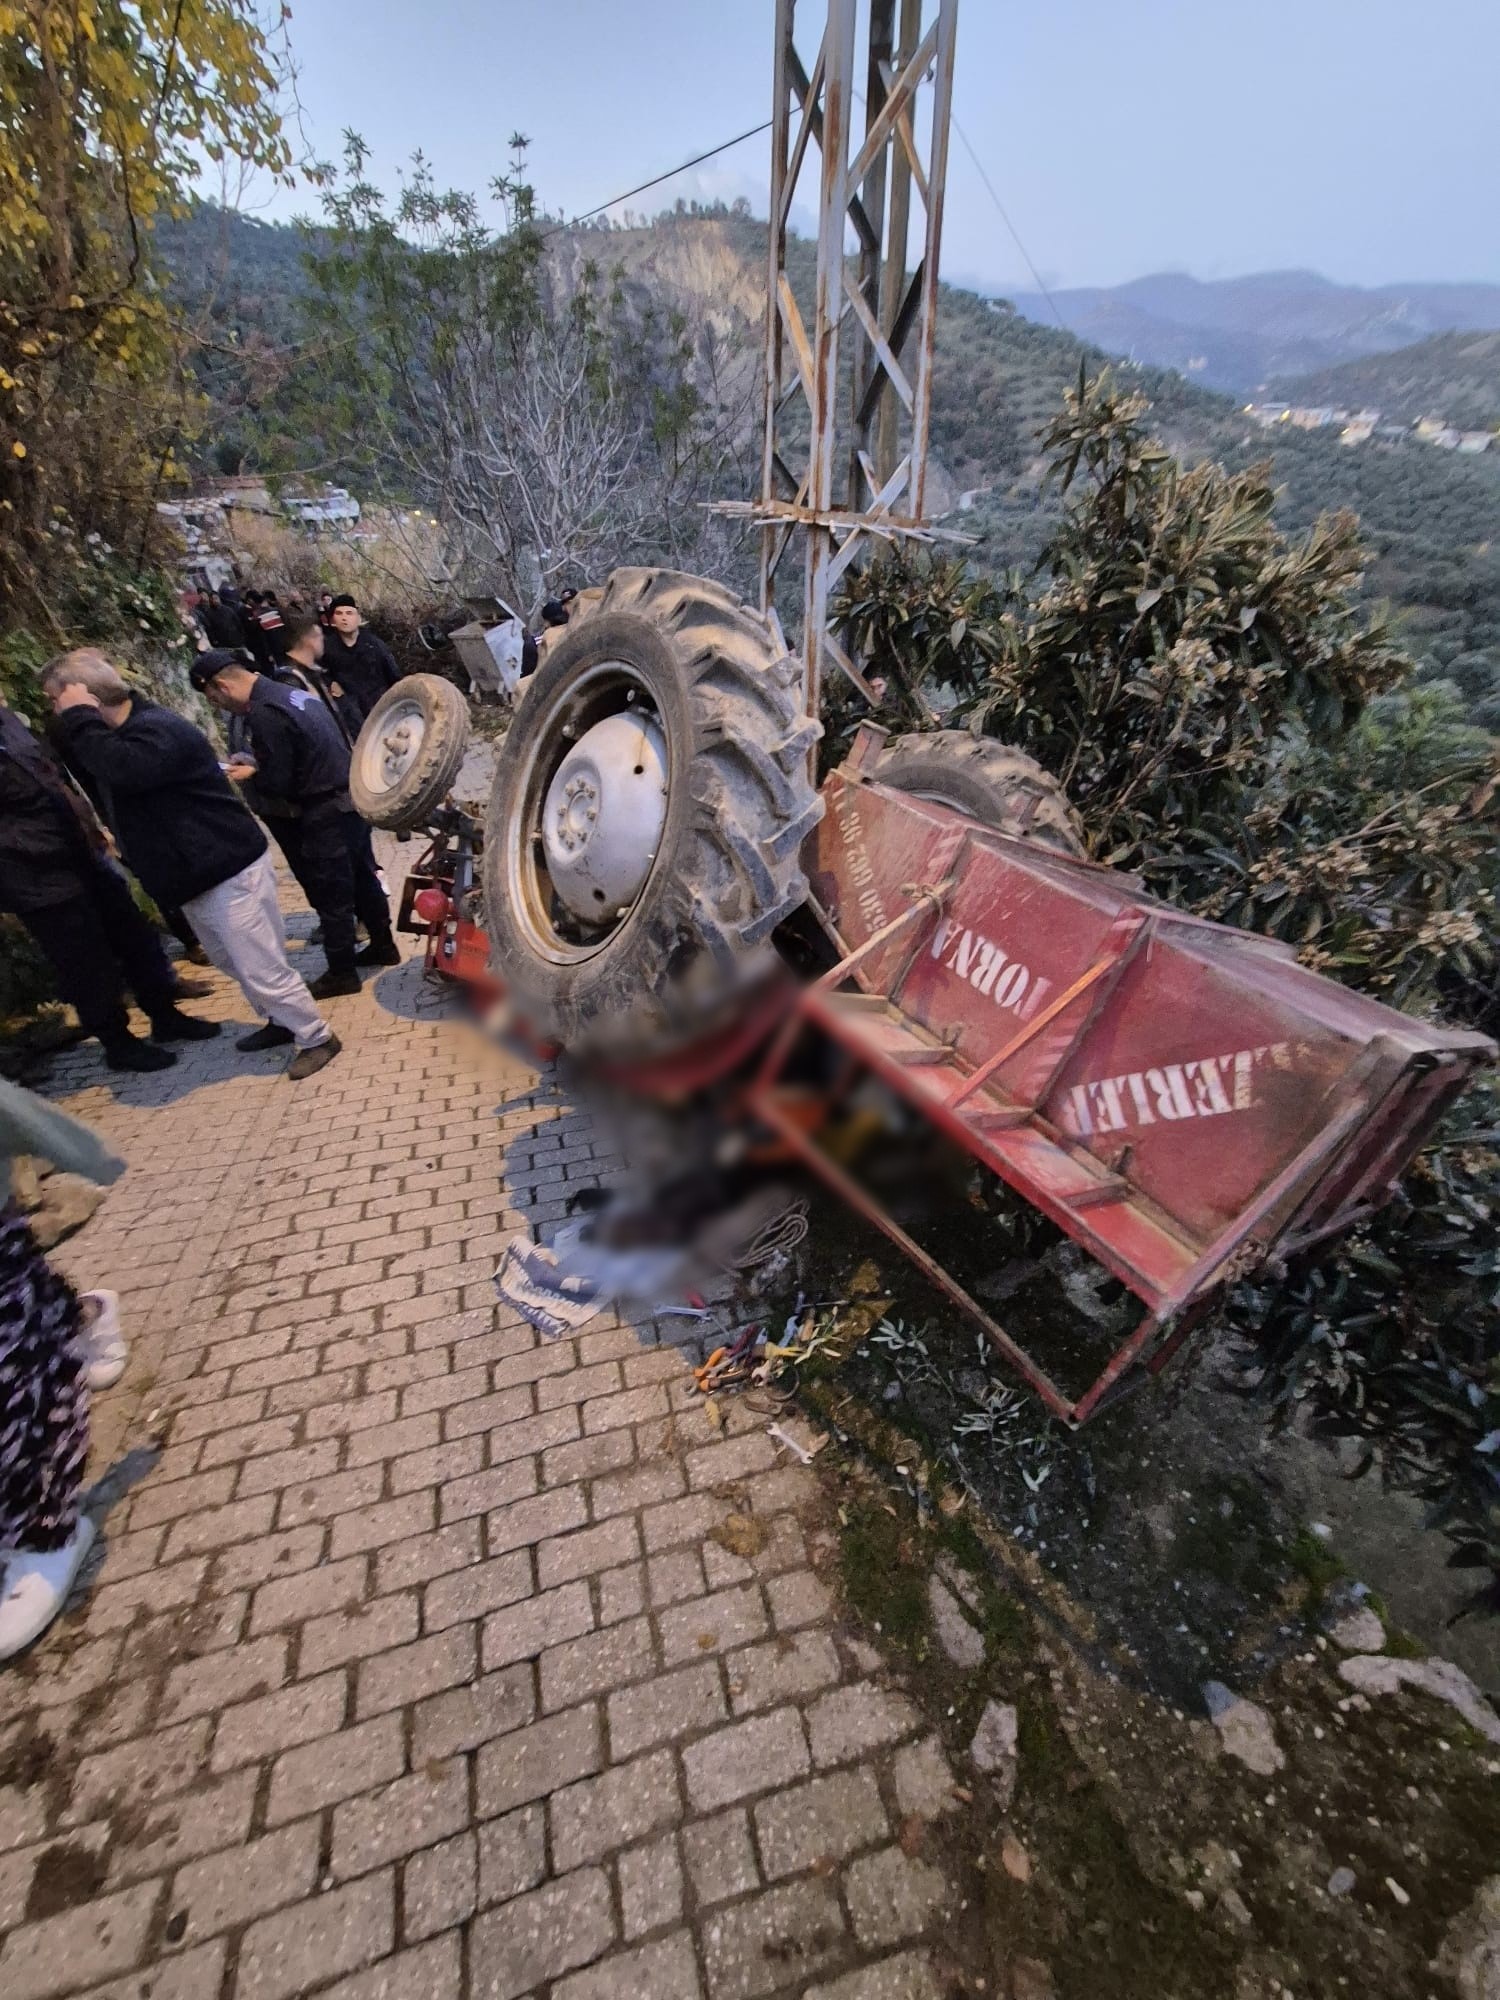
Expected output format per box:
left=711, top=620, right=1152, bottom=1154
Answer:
left=0, top=1516, right=97, bottom=1661
left=76, top=1289, right=127, bottom=1390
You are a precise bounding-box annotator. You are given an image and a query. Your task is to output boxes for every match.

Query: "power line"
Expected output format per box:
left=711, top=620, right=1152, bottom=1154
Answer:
left=950, top=111, right=1066, bottom=331
left=552, top=120, right=773, bottom=236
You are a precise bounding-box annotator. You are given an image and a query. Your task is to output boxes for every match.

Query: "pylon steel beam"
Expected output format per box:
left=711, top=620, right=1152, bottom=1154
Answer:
left=755, top=0, right=959, bottom=719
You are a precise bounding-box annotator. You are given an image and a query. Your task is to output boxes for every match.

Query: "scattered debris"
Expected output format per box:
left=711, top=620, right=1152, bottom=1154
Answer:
left=1010, top=1957, right=1056, bottom=2000
left=1000, top=1832, right=1031, bottom=1883
left=1326, top=1607, right=1386, bottom=1654
left=969, top=1699, right=1019, bottom=1807
left=1328, top=1867, right=1357, bottom=1898
left=1437, top=1875, right=1500, bottom=2000
left=927, top=1575, right=985, bottom=1669
left=1201, top=1681, right=1286, bottom=1775
left=492, top=1233, right=606, bottom=1338
left=1386, top=1877, right=1411, bottom=1908
left=708, top=1514, right=766, bottom=1561
left=1338, top=1653, right=1500, bottom=1746
left=767, top=1422, right=814, bottom=1466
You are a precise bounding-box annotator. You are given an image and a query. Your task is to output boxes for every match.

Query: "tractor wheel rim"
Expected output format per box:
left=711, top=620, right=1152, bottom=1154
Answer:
left=503, top=661, right=670, bottom=965
left=359, top=695, right=427, bottom=795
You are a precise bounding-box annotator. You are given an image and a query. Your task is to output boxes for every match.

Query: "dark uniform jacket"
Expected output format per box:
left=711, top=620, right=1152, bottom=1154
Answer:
left=0, top=707, right=101, bottom=914
left=241, top=675, right=353, bottom=814
left=53, top=698, right=267, bottom=911
left=326, top=625, right=402, bottom=721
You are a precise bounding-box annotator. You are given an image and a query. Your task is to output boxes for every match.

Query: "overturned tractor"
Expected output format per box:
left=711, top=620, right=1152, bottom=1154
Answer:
left=348, top=566, right=1493, bottom=1424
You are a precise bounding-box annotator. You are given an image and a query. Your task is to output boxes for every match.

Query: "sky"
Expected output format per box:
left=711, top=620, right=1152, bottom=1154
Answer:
left=250, top=0, right=1500, bottom=293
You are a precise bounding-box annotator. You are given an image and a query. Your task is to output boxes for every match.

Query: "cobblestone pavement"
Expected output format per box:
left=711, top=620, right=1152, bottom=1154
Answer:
left=0, top=906, right=961, bottom=1999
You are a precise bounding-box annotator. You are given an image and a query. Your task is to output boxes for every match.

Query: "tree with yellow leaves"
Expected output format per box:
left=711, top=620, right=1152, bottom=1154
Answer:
left=0, top=0, right=291, bottom=639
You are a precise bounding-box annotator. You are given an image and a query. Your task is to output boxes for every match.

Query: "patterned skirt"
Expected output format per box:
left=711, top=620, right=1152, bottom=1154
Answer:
left=0, top=1199, right=89, bottom=1553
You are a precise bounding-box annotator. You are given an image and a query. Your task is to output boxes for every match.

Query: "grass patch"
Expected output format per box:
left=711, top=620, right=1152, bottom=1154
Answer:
left=1288, top=1527, right=1348, bottom=1614
left=837, top=1495, right=931, bottom=1655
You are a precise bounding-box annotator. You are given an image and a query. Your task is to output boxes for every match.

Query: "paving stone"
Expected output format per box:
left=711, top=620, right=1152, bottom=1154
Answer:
left=412, top=1665, right=535, bottom=1763
left=249, top=1555, right=368, bottom=1635
left=540, top=1614, right=657, bottom=1712
left=299, top=1591, right=420, bottom=1674
left=475, top=1703, right=603, bottom=1817
left=682, top=1706, right=810, bottom=1814
left=356, top=1624, right=478, bottom=1719
left=481, top=1578, right=592, bottom=1672
left=537, top=1515, right=640, bottom=1588
left=235, top=1870, right=394, bottom=2000
left=403, top=1832, right=476, bottom=1942
left=108, top=1767, right=258, bottom=1883
left=700, top=1878, right=847, bottom=2000
left=267, top=1714, right=405, bottom=1825
left=844, top=1846, right=952, bottom=1949
left=648, top=1546, right=707, bottom=1608
left=766, top=1567, right=834, bottom=1632
left=550, top=1748, right=681, bottom=1870
left=891, top=1737, right=959, bottom=1820
left=167, top=1819, right=321, bottom=1943
left=423, top=1549, right=531, bottom=1632
left=375, top=1519, right=482, bottom=1596
left=313, top=1935, right=461, bottom=2000
left=658, top=1583, right=767, bottom=1666
left=331, top=1758, right=470, bottom=1878
left=64, top=1719, right=211, bottom=1825
left=726, top=1629, right=842, bottom=1715
left=211, top=1672, right=347, bottom=1772
left=554, top=1930, right=703, bottom=2000
left=620, top=1833, right=685, bottom=1940
left=811, top=1953, right=947, bottom=2000
left=807, top=1683, right=921, bottom=1768
left=598, top=1560, right=647, bottom=1625
left=64, top=1942, right=226, bottom=1999
left=608, top=1660, right=727, bottom=1759
left=476, top=1805, right=547, bottom=1908
left=0, top=1880, right=160, bottom=2000
left=469, top=1866, right=616, bottom=2000
left=682, top=1810, right=760, bottom=1906
left=753, top=1768, right=888, bottom=1879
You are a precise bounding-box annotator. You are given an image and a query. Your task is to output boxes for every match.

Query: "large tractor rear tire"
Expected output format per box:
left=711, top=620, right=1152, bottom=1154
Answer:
left=482, top=567, right=823, bottom=1056
left=875, top=729, right=1084, bottom=856
left=349, top=674, right=471, bottom=831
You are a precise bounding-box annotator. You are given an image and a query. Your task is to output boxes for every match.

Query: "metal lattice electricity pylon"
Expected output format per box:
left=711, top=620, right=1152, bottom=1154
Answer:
left=724, top=0, right=959, bottom=719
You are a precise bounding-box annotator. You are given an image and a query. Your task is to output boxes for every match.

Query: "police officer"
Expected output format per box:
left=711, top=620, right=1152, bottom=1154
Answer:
left=190, top=629, right=400, bottom=1000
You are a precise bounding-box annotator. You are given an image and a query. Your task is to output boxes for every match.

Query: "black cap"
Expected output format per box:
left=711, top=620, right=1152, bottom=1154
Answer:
left=328, top=593, right=358, bottom=612
left=189, top=647, right=251, bottom=691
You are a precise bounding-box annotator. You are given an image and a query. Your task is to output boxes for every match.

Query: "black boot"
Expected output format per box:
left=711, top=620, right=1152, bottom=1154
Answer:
left=103, top=1034, right=178, bottom=1073
left=149, top=1008, right=220, bottom=1042
left=354, top=935, right=401, bottom=968
left=308, top=965, right=361, bottom=1000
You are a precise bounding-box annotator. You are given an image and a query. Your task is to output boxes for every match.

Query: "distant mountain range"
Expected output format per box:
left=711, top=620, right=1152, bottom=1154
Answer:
left=1004, top=271, right=1500, bottom=397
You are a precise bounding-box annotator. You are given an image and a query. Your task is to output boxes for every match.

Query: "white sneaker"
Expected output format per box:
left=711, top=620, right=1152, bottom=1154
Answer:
left=0, top=1517, right=97, bottom=1661
left=77, top=1289, right=128, bottom=1390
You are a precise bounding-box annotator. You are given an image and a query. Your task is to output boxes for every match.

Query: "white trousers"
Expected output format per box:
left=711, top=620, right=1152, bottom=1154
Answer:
left=182, top=853, right=331, bottom=1051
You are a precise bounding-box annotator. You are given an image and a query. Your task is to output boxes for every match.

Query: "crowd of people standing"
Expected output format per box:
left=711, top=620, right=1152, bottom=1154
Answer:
left=0, top=581, right=419, bottom=1658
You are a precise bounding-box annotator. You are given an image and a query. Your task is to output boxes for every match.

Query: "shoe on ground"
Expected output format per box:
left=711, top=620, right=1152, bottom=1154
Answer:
left=286, top=1033, right=342, bottom=1082
left=354, top=937, right=401, bottom=967
left=236, top=1022, right=295, bottom=1052
left=0, top=1517, right=97, bottom=1662
left=307, top=967, right=362, bottom=1000
left=184, top=945, right=211, bottom=966
left=149, top=1008, right=220, bottom=1043
left=171, top=974, right=214, bottom=1000
left=76, top=1289, right=127, bottom=1390
left=103, top=1034, right=177, bottom=1073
